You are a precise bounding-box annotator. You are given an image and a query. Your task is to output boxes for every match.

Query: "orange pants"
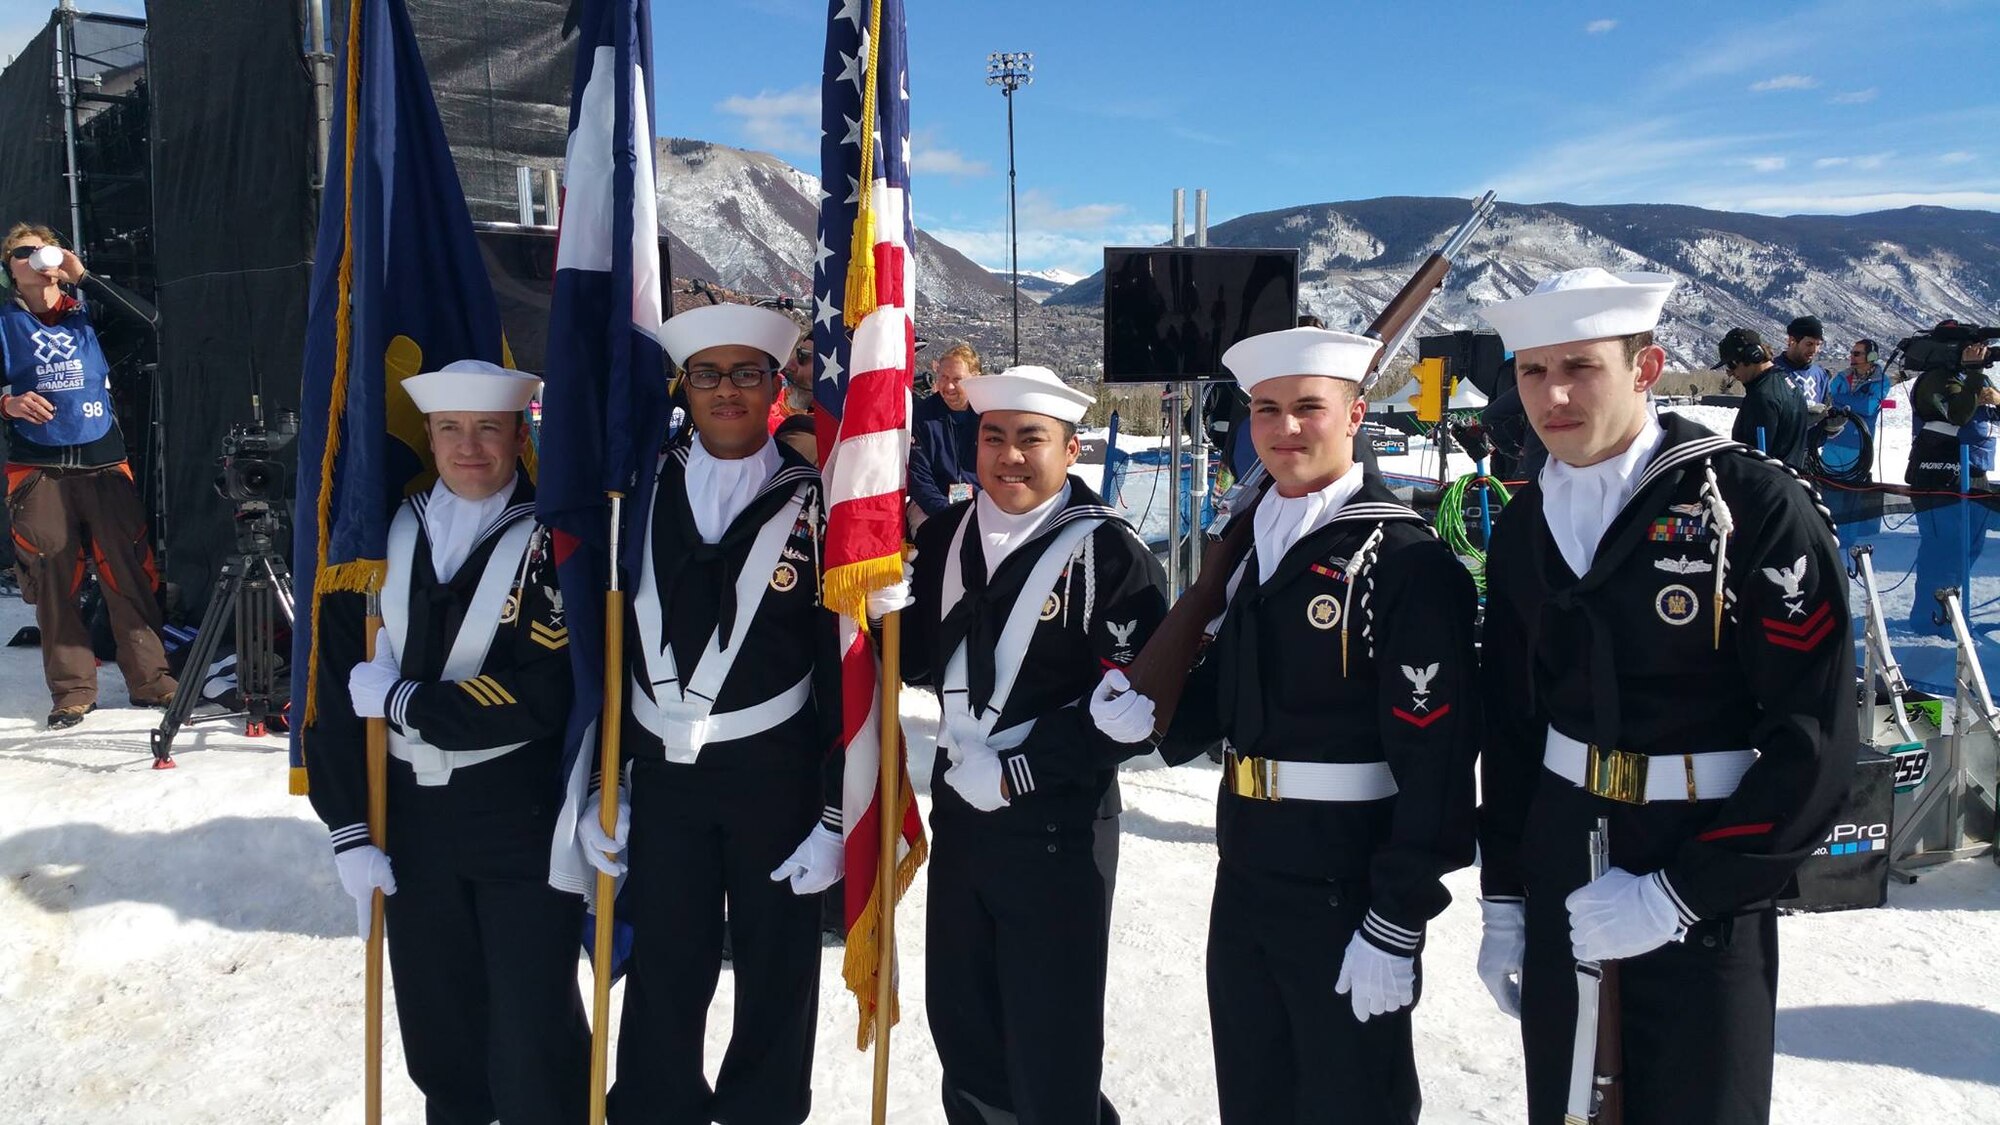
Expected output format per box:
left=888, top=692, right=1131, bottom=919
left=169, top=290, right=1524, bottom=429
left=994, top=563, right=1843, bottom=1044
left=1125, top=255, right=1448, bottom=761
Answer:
left=6, top=462, right=174, bottom=710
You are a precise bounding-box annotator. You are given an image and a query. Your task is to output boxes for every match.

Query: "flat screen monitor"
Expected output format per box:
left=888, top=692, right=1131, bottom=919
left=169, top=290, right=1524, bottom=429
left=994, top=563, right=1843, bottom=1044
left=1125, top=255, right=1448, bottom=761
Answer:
left=1101, top=247, right=1298, bottom=383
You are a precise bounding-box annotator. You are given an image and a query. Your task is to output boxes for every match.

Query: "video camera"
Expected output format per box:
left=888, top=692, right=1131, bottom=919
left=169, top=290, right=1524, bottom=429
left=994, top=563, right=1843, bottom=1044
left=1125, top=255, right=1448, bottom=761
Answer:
left=1897, top=322, right=2000, bottom=373
left=215, top=400, right=299, bottom=507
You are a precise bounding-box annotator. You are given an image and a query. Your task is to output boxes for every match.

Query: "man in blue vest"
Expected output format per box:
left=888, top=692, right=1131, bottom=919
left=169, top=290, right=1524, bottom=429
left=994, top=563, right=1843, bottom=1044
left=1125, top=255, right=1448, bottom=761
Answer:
left=0, top=222, right=174, bottom=728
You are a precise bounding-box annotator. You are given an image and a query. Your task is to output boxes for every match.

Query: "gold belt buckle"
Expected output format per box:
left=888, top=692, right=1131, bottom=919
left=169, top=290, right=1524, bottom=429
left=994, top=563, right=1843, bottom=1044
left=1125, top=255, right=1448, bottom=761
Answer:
left=1584, top=744, right=1649, bottom=804
left=1227, top=752, right=1277, bottom=801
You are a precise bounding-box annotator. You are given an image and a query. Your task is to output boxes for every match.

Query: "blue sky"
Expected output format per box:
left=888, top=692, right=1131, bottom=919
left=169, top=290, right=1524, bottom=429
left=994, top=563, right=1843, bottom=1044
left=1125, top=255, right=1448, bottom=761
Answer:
left=659, top=0, right=2000, bottom=276
left=8, top=1, right=1997, bottom=279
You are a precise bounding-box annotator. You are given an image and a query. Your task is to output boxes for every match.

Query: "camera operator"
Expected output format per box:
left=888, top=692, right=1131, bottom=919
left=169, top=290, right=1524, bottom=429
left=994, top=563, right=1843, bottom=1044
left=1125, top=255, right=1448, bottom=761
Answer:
left=1904, top=324, right=1997, bottom=634
left=0, top=222, right=175, bottom=729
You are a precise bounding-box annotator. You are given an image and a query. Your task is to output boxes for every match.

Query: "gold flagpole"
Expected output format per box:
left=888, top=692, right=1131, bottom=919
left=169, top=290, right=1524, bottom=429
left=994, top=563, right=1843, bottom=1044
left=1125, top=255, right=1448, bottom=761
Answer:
left=588, top=492, right=627, bottom=1125
left=870, top=609, right=901, bottom=1124
left=362, top=595, right=388, bottom=1125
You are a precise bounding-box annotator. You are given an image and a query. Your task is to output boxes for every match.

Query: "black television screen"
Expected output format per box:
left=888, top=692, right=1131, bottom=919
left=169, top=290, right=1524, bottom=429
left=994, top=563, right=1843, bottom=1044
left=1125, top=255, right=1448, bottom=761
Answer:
left=1101, top=247, right=1299, bottom=383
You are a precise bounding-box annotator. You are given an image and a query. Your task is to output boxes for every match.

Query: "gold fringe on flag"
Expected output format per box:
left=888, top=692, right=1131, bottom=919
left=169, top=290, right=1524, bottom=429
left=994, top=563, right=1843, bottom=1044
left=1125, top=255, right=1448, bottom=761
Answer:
left=823, top=552, right=905, bottom=634
left=842, top=783, right=929, bottom=1050
left=841, top=0, right=888, bottom=329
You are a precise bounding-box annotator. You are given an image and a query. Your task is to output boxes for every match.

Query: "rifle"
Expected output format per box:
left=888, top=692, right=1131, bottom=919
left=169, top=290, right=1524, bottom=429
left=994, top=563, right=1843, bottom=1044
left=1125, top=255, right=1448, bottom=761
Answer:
left=1122, top=190, right=1499, bottom=731
left=1566, top=817, right=1626, bottom=1124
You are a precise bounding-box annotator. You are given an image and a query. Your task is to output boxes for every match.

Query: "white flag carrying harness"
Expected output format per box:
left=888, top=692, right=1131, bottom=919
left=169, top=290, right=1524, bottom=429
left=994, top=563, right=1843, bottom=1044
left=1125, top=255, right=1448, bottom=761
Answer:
left=935, top=509, right=1103, bottom=759
left=381, top=505, right=536, bottom=786
left=629, top=476, right=813, bottom=762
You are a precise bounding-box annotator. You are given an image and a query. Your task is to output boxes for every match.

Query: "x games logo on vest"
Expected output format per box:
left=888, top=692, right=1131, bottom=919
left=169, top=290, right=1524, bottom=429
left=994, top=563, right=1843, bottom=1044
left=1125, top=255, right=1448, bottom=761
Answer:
left=31, top=328, right=84, bottom=387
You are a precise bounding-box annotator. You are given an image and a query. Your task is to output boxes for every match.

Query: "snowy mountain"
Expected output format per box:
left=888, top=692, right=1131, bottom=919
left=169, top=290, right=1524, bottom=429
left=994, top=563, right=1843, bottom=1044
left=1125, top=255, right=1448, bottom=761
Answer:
left=1045, top=197, right=2000, bottom=370
left=987, top=266, right=1085, bottom=304
left=654, top=138, right=1012, bottom=314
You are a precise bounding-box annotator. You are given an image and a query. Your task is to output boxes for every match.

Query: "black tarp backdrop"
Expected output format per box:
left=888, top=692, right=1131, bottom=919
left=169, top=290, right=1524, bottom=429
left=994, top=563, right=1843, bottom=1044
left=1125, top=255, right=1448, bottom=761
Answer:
left=327, top=0, right=574, bottom=223
left=145, top=0, right=317, bottom=610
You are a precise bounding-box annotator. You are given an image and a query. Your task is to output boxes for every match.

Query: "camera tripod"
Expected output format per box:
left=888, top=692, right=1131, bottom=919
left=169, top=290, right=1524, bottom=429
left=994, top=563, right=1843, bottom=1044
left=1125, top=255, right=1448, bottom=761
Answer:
left=149, top=502, right=295, bottom=768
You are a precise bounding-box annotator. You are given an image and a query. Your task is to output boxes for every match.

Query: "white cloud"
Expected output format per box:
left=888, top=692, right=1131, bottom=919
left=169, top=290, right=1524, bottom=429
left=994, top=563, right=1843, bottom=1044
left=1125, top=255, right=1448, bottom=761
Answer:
left=911, top=146, right=991, bottom=178
left=1018, top=190, right=1132, bottom=232
left=1750, top=74, right=1819, bottom=92
left=1830, top=87, right=1879, bottom=104
left=1940, top=151, right=1978, bottom=165
left=1710, top=189, right=2000, bottom=213
left=1480, top=118, right=1784, bottom=203
left=1745, top=156, right=1787, bottom=172
left=1585, top=19, right=1618, bottom=34
left=714, top=85, right=820, bottom=156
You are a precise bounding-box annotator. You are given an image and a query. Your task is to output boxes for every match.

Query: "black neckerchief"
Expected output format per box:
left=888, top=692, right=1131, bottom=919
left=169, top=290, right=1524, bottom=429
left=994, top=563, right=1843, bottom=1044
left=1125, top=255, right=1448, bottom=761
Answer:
left=402, top=477, right=537, bottom=679
left=1216, top=475, right=1425, bottom=751
left=1528, top=413, right=1739, bottom=748
left=939, top=476, right=1125, bottom=717
left=651, top=443, right=816, bottom=677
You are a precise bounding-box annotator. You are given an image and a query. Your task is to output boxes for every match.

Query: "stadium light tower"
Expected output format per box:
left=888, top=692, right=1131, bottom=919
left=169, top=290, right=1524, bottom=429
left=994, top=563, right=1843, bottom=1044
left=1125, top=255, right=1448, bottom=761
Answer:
left=986, top=50, right=1033, bottom=365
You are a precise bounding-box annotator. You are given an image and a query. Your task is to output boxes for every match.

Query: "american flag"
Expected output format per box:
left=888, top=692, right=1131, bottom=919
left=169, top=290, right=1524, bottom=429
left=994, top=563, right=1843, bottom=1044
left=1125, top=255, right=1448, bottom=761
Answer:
left=812, top=0, right=927, bottom=1049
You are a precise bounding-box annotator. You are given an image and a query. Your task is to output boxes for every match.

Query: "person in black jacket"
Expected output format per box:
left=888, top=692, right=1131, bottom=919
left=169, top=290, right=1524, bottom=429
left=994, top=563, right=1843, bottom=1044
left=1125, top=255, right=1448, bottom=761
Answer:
left=308, top=359, right=589, bottom=1125
left=1717, top=327, right=1806, bottom=469
left=579, top=304, right=870, bottom=1125
left=906, top=342, right=983, bottom=532
left=1089, top=327, right=1479, bottom=1124
left=902, top=363, right=1168, bottom=1125
left=1477, top=269, right=1855, bottom=1125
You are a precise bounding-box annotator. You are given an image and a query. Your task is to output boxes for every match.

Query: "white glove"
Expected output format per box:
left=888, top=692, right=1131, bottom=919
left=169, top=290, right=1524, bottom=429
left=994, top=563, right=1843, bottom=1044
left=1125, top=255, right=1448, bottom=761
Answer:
left=944, top=748, right=1010, bottom=812
left=866, top=553, right=917, bottom=619
left=1567, top=867, right=1686, bottom=962
left=1333, top=931, right=1416, bottom=1023
left=1088, top=668, right=1156, bottom=744
left=578, top=784, right=631, bottom=878
left=334, top=844, right=396, bottom=941
left=1476, top=899, right=1527, bottom=1019
left=347, top=647, right=400, bottom=719
left=770, top=824, right=845, bottom=895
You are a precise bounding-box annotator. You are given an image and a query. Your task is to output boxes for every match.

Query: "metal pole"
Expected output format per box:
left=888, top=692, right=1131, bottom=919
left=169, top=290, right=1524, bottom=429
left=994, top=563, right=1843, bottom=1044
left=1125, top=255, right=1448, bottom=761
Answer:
left=1006, top=88, right=1019, bottom=366
left=516, top=166, right=536, bottom=227
left=1194, top=189, right=1208, bottom=248
left=56, top=3, right=86, bottom=250
left=1188, top=191, right=1210, bottom=582
left=1166, top=189, right=1186, bottom=596
left=543, top=167, right=562, bottom=228
left=305, top=0, right=334, bottom=192
left=1172, top=188, right=1185, bottom=248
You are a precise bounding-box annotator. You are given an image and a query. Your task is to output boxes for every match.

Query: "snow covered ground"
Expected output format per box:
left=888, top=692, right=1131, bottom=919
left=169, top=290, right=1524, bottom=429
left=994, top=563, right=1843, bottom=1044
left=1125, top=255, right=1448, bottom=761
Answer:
left=2, top=586, right=1998, bottom=1123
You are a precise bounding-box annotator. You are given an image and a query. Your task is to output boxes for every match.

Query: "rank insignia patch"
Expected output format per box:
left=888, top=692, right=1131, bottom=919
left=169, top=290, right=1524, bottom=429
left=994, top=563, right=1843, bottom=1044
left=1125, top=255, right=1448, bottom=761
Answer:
left=1307, top=593, right=1341, bottom=630
left=1649, top=517, right=1706, bottom=543
left=1655, top=583, right=1699, bottom=626
left=1762, top=600, right=1834, bottom=651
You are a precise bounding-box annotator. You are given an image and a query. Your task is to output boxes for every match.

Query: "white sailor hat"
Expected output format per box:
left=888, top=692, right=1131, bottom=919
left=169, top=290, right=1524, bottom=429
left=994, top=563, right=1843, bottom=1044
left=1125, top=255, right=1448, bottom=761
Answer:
left=1478, top=267, right=1675, bottom=352
left=962, top=365, right=1093, bottom=423
left=1220, top=327, right=1382, bottom=395
left=660, top=303, right=802, bottom=370
left=401, top=358, right=541, bottom=414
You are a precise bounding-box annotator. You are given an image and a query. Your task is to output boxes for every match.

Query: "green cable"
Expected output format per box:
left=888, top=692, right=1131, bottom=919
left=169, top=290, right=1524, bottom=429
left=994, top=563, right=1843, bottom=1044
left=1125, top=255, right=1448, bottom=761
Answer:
left=1436, top=473, right=1513, bottom=592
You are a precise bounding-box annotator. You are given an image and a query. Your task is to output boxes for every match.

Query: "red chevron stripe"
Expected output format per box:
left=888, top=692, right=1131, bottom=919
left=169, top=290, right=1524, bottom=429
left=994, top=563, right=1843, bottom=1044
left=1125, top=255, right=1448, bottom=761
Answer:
left=1392, top=703, right=1452, bottom=729
left=1761, top=600, right=1831, bottom=638
left=1765, top=616, right=1835, bottom=651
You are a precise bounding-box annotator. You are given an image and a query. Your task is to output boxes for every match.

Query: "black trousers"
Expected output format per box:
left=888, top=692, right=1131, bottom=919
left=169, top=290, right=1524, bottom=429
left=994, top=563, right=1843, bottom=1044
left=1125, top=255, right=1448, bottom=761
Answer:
left=1206, top=861, right=1420, bottom=1125
left=384, top=773, right=590, bottom=1125
left=1518, top=778, right=1780, bottom=1125
left=927, top=814, right=1121, bottom=1125
left=610, top=760, right=821, bottom=1125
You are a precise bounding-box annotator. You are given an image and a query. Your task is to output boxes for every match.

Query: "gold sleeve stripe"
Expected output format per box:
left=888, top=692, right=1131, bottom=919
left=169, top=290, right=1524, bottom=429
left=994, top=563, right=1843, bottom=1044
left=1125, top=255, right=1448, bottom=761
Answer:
left=475, top=675, right=518, bottom=705
left=459, top=678, right=501, bottom=706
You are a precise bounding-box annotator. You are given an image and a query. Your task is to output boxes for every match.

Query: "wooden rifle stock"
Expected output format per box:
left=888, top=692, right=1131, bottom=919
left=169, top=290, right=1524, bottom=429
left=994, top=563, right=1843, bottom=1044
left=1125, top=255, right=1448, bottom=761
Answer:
left=1594, top=956, right=1625, bottom=1124
left=1123, top=191, right=1498, bottom=732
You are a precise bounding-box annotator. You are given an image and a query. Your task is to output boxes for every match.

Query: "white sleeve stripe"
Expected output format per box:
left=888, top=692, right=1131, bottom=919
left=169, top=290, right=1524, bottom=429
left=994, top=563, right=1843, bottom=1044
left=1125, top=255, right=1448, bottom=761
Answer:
left=1365, top=910, right=1421, bottom=940
left=329, top=824, right=369, bottom=844
left=1005, top=753, right=1034, bottom=794
left=1362, top=913, right=1421, bottom=952
left=1655, top=871, right=1699, bottom=927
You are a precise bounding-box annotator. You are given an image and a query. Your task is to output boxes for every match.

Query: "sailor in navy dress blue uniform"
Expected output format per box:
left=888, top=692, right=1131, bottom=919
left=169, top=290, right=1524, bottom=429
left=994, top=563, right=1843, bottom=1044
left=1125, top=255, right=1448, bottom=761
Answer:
left=1475, top=269, right=1856, bottom=1125
left=573, top=304, right=870, bottom=1125
left=309, top=359, right=589, bottom=1125
left=902, top=364, right=1170, bottom=1125
left=1090, top=328, right=1480, bottom=1124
